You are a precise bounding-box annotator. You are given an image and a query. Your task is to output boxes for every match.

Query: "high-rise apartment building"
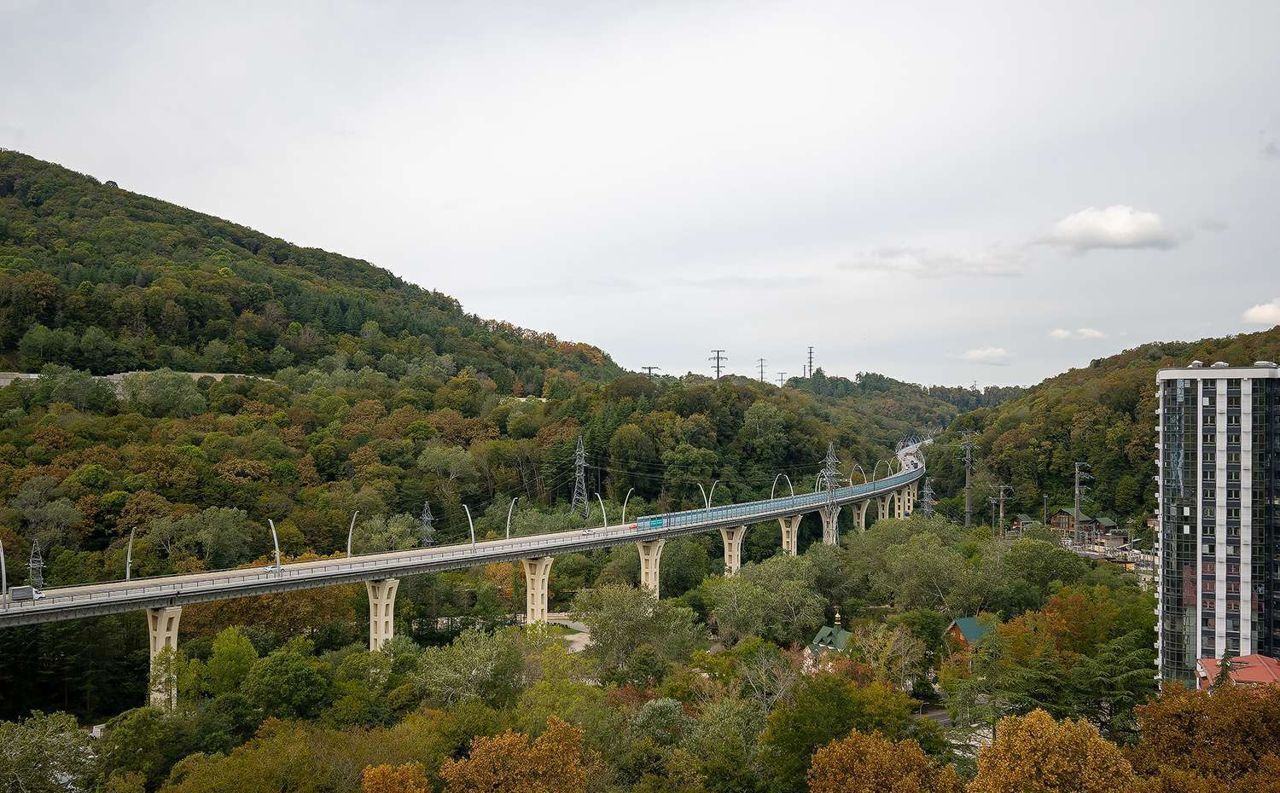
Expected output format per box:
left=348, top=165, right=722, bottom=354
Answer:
left=1156, top=361, right=1280, bottom=684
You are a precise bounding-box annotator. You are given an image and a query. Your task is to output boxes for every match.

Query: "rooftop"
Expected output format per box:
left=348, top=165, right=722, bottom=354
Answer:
left=1197, top=654, right=1280, bottom=688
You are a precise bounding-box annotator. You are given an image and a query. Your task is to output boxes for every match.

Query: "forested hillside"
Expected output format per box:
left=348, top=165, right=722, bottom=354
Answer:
left=0, top=152, right=953, bottom=720
left=927, top=327, right=1280, bottom=532
left=0, top=150, right=621, bottom=390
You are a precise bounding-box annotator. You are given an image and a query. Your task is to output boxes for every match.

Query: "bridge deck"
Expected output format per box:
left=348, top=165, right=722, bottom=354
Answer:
left=0, top=455, right=923, bottom=627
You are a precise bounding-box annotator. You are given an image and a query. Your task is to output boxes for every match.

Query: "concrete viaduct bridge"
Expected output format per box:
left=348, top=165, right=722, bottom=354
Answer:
left=0, top=442, right=926, bottom=705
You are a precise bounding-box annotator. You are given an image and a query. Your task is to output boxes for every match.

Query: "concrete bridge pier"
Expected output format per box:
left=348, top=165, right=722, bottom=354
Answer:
left=637, top=539, right=665, bottom=596
left=904, top=484, right=916, bottom=516
left=147, top=605, right=182, bottom=708
left=894, top=490, right=906, bottom=519
left=819, top=505, right=840, bottom=545
left=719, top=525, right=747, bottom=575
left=877, top=494, right=892, bottom=522
left=521, top=557, right=554, bottom=623
left=777, top=515, right=802, bottom=556
left=854, top=500, right=871, bottom=532
left=366, top=578, right=399, bottom=651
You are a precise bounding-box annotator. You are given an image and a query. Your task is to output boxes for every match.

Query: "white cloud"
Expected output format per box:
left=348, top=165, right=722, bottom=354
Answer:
left=1243, top=298, right=1280, bottom=325
left=841, top=246, right=1022, bottom=278
left=1044, top=205, right=1178, bottom=252
left=959, top=346, right=1010, bottom=365
left=1049, top=327, right=1106, bottom=340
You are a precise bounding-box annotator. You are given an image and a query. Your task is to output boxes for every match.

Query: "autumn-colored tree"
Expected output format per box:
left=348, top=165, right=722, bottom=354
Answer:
left=807, top=730, right=962, bottom=793
left=439, top=716, right=589, bottom=793
left=1128, top=682, right=1280, bottom=785
left=361, top=762, right=429, bottom=793
left=968, top=709, right=1143, bottom=793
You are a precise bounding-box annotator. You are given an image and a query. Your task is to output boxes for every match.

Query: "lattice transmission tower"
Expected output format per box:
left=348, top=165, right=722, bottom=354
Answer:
left=571, top=436, right=589, bottom=518
left=29, top=541, right=44, bottom=589
left=419, top=500, right=436, bottom=546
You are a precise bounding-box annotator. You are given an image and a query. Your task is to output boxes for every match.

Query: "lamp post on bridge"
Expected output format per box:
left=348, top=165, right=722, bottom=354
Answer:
left=697, top=480, right=719, bottom=510
left=770, top=473, right=794, bottom=499
left=125, top=527, right=135, bottom=581
left=505, top=497, right=519, bottom=539
left=620, top=488, right=634, bottom=524
left=267, top=519, right=282, bottom=577
left=464, top=505, right=476, bottom=548
left=594, top=493, right=609, bottom=528
left=346, top=511, right=359, bottom=557
left=1, top=537, right=7, bottom=611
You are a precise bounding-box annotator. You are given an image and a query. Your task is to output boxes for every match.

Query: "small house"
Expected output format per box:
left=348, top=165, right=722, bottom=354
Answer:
left=945, top=617, right=993, bottom=651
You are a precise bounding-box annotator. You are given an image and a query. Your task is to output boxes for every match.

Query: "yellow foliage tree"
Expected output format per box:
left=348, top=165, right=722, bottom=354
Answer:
left=969, top=709, right=1143, bottom=793
left=439, top=716, right=588, bottom=793
left=807, top=730, right=962, bottom=793
left=361, top=762, right=429, bottom=793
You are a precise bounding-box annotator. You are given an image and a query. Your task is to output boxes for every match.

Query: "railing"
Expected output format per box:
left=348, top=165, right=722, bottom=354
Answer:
left=1, top=450, right=923, bottom=624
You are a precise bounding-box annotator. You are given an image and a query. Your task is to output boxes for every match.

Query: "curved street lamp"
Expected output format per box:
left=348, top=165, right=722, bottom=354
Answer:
left=849, top=463, right=868, bottom=484
left=267, top=519, right=282, bottom=577
left=464, top=505, right=476, bottom=547
left=872, top=460, right=891, bottom=480
left=125, top=527, right=136, bottom=581
left=770, top=473, right=795, bottom=499
left=1, top=537, right=7, bottom=610
left=594, top=493, right=609, bottom=528
left=346, top=511, right=359, bottom=558
left=620, top=488, right=634, bottom=524
left=697, top=480, right=720, bottom=510
left=505, top=497, right=519, bottom=539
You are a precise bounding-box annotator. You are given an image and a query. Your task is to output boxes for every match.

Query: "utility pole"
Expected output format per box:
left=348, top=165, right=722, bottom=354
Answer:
left=571, top=436, right=589, bottom=518
left=997, top=483, right=1013, bottom=535
left=989, top=497, right=998, bottom=532
left=807, top=346, right=815, bottom=378
left=757, top=358, right=767, bottom=382
left=1042, top=493, right=1049, bottom=526
left=641, top=366, right=661, bottom=378
left=960, top=434, right=976, bottom=528
left=1073, top=461, right=1092, bottom=547
left=777, top=371, right=787, bottom=387
left=709, top=349, right=727, bottom=379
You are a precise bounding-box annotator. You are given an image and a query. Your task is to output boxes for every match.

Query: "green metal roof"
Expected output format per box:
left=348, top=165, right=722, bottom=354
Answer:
left=948, top=617, right=993, bottom=645
left=809, top=624, right=852, bottom=656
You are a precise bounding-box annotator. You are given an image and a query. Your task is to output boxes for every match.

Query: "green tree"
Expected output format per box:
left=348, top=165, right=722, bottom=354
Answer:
left=205, top=626, right=259, bottom=696
left=242, top=639, right=335, bottom=719
left=0, top=711, right=95, bottom=793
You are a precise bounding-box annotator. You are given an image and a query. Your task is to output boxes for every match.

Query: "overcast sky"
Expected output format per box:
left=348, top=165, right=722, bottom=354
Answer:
left=3, top=1, right=1279, bottom=386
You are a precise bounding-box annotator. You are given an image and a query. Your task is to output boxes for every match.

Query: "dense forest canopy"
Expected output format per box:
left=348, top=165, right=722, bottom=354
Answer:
left=927, top=328, right=1280, bottom=535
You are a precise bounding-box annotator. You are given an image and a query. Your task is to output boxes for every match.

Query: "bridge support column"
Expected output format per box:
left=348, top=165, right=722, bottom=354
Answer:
left=637, top=539, right=665, bottom=597
left=777, top=515, right=802, bottom=556
left=366, top=578, right=399, bottom=651
left=819, top=505, right=841, bottom=545
left=895, top=489, right=906, bottom=519
left=147, top=606, right=182, bottom=709
left=854, top=500, right=870, bottom=532
left=719, top=526, right=747, bottom=575
left=904, top=484, right=915, bottom=516
left=521, top=557, right=554, bottom=623
left=877, top=495, right=892, bottom=522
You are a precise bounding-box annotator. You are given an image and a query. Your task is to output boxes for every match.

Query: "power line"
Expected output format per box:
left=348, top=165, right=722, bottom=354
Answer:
left=709, top=349, right=728, bottom=379
left=757, top=358, right=766, bottom=382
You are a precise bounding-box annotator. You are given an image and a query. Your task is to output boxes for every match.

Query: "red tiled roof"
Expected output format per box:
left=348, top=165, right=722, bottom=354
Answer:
left=1197, top=654, right=1280, bottom=687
